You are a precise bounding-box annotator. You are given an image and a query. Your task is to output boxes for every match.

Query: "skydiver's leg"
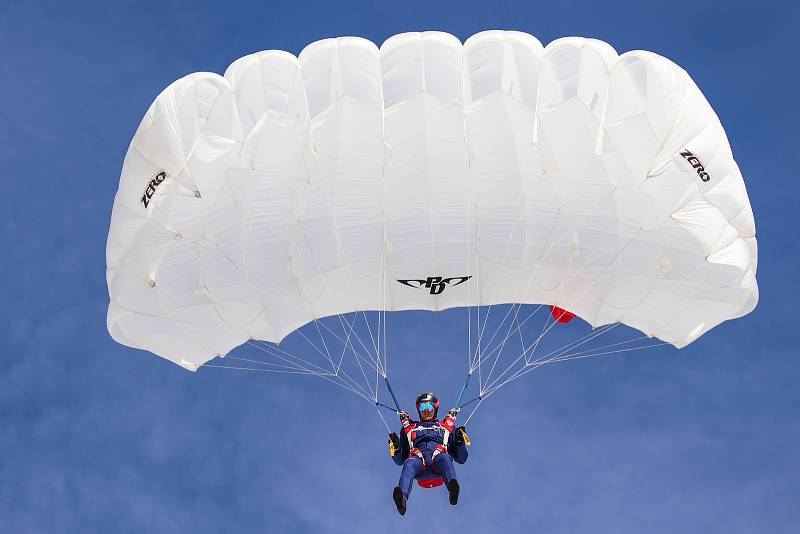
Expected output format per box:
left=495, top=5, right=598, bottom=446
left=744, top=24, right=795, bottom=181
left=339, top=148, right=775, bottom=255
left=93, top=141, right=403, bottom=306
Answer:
left=432, top=452, right=456, bottom=485
left=398, top=457, right=424, bottom=497
left=432, top=453, right=460, bottom=506
left=393, top=457, right=423, bottom=515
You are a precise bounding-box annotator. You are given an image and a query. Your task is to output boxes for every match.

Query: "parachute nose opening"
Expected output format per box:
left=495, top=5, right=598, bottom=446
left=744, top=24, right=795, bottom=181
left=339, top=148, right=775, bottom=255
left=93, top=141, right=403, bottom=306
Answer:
left=549, top=305, right=576, bottom=324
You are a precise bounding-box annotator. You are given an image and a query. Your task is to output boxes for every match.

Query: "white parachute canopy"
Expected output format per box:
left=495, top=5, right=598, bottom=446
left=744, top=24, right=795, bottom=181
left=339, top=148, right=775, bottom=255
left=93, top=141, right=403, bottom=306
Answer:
left=107, top=31, right=758, bottom=373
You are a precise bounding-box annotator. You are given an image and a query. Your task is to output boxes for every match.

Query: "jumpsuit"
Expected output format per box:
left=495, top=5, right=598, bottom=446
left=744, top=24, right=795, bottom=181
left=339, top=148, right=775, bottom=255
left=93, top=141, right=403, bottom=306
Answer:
left=391, top=414, right=468, bottom=497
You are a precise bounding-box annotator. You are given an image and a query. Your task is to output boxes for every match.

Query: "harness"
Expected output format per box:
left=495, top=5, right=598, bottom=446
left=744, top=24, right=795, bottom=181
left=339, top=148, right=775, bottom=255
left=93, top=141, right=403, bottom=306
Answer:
left=401, top=416, right=456, bottom=486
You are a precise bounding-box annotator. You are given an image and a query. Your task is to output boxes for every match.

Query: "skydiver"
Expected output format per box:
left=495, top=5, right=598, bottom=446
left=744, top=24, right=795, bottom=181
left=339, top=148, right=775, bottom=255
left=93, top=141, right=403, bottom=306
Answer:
left=387, top=392, right=470, bottom=516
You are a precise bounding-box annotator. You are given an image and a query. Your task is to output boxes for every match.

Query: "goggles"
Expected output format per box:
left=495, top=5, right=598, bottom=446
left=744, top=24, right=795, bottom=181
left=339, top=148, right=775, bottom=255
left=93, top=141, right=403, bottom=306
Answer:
left=418, top=402, right=435, bottom=412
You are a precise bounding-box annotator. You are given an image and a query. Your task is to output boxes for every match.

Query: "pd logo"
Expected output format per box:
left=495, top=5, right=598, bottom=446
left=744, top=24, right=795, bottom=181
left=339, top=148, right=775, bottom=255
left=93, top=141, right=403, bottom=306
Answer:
left=397, top=276, right=472, bottom=295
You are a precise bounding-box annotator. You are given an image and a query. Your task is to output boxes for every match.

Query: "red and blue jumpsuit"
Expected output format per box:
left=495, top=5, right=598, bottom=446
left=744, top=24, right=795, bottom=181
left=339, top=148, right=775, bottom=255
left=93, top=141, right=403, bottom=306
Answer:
left=391, top=414, right=469, bottom=497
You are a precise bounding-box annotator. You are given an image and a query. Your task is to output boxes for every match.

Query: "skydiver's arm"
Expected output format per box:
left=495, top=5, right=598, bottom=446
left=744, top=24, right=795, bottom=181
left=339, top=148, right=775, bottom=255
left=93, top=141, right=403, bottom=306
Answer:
left=451, top=426, right=469, bottom=464
left=441, top=412, right=468, bottom=463
left=399, top=425, right=410, bottom=461
left=390, top=411, right=412, bottom=465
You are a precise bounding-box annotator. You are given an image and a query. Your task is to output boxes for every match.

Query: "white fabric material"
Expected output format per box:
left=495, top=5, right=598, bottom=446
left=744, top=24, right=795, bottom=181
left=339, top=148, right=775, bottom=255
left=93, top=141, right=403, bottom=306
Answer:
left=106, top=31, right=758, bottom=370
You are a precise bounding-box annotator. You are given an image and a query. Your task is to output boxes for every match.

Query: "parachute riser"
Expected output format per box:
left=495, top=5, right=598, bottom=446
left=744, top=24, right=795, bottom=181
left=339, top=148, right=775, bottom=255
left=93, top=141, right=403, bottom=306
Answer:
left=455, top=372, right=472, bottom=409
left=383, top=376, right=403, bottom=413
left=458, top=395, right=481, bottom=409
left=375, top=400, right=398, bottom=413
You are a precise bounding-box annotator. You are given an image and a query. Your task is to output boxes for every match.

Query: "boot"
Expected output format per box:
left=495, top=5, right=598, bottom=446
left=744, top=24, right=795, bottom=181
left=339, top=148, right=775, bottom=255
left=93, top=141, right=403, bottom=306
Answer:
left=392, top=486, right=407, bottom=516
left=447, top=479, right=460, bottom=505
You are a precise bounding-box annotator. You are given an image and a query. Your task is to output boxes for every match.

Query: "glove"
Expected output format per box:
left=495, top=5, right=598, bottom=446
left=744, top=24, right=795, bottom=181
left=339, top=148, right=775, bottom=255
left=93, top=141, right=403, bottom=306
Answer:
left=448, top=407, right=461, bottom=418
left=454, top=426, right=468, bottom=446
left=388, top=432, right=401, bottom=456
left=398, top=411, right=410, bottom=424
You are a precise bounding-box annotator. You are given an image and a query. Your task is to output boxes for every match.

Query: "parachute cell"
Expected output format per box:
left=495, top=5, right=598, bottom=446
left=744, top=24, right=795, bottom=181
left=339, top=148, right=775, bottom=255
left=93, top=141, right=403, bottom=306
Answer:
left=106, top=31, right=758, bottom=370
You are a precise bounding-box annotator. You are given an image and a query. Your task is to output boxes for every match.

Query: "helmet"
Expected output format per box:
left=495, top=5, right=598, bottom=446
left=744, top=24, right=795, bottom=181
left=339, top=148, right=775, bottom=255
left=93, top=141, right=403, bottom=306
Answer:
left=415, top=392, right=440, bottom=418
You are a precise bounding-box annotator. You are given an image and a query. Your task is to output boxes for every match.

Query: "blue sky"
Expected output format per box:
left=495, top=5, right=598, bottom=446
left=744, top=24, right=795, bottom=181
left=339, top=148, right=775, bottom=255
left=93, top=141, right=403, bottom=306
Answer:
left=1, top=0, right=798, bottom=532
